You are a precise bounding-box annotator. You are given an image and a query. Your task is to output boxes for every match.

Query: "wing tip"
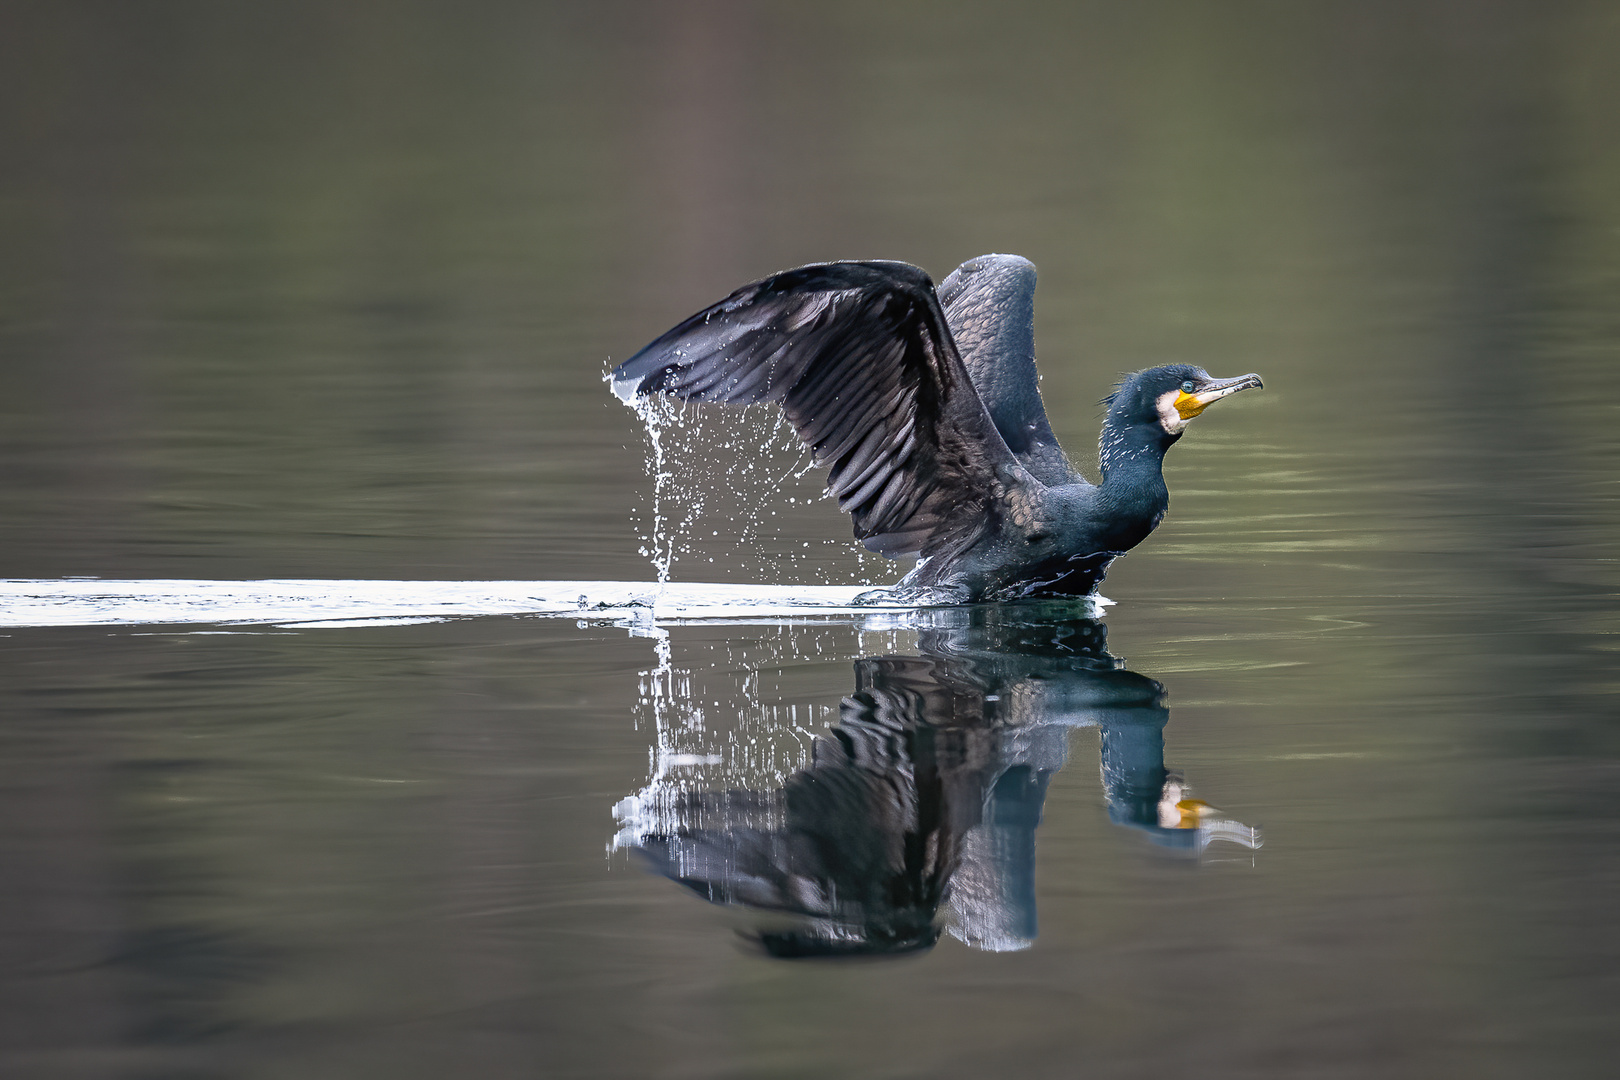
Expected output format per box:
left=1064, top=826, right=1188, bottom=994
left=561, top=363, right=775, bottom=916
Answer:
left=610, top=368, right=643, bottom=404
left=938, top=253, right=1036, bottom=307
left=610, top=343, right=674, bottom=403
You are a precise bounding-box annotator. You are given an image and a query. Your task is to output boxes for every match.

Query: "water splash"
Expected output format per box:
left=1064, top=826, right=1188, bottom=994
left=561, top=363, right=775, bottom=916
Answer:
left=611, top=622, right=837, bottom=863
left=609, top=367, right=894, bottom=588
left=622, top=390, right=684, bottom=588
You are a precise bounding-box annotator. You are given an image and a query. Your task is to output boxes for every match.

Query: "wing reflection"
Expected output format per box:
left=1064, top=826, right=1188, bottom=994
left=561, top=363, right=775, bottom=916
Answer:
left=613, top=604, right=1259, bottom=957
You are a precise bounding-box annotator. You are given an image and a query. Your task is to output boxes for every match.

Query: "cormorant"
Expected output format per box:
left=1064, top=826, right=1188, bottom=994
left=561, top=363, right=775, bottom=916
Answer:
left=612, top=255, right=1262, bottom=600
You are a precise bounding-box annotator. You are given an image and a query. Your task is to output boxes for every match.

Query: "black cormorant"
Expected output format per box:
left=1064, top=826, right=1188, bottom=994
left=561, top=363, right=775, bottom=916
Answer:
left=612, top=255, right=1262, bottom=600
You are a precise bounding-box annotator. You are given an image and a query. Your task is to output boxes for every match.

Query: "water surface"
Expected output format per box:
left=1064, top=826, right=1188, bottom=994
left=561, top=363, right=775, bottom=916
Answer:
left=1, top=3, right=1616, bottom=1078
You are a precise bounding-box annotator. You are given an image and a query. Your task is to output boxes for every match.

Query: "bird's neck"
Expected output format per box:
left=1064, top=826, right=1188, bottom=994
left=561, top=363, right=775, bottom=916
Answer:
left=1096, top=418, right=1174, bottom=538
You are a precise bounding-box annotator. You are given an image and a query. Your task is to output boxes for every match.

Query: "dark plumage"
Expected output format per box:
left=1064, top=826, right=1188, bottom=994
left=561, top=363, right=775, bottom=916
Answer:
left=612, top=255, right=1262, bottom=600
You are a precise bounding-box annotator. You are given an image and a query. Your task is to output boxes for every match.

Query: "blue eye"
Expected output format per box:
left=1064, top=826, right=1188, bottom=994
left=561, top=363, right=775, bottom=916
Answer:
left=1180, top=380, right=1197, bottom=394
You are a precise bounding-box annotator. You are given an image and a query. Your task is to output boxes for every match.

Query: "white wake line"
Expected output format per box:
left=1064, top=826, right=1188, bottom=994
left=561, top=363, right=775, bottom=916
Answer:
left=0, top=579, right=1015, bottom=629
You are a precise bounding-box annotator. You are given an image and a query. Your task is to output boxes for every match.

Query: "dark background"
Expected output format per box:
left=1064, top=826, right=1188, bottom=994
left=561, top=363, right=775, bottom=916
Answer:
left=1, top=3, right=1616, bottom=1078
left=4, top=0, right=1614, bottom=588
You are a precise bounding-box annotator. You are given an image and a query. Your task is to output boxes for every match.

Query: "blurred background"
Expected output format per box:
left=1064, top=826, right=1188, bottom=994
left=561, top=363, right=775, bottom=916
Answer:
left=1, top=2, right=1617, bottom=1078
left=3, top=0, right=1615, bottom=587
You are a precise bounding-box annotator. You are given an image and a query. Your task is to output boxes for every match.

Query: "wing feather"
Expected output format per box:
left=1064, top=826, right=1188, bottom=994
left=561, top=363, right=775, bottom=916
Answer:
left=938, top=255, right=1080, bottom=487
left=613, top=261, right=1038, bottom=561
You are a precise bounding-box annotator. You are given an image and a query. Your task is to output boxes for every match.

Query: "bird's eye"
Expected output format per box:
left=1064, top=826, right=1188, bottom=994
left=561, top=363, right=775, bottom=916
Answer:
left=1180, top=380, right=1197, bottom=394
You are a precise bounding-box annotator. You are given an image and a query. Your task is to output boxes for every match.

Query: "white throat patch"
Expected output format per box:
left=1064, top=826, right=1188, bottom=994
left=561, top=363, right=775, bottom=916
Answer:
left=1156, top=390, right=1192, bottom=435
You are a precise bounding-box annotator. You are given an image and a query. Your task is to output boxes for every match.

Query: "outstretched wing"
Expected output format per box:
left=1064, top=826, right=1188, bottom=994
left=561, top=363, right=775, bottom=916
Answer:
left=938, top=255, right=1080, bottom=487
left=612, top=260, right=1037, bottom=560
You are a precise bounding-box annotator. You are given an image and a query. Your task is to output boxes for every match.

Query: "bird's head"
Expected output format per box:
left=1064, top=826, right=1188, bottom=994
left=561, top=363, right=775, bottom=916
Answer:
left=1105, top=365, right=1264, bottom=438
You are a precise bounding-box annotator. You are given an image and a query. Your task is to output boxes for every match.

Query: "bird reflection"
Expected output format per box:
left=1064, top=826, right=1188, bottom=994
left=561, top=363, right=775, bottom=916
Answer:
left=613, top=604, right=1259, bottom=957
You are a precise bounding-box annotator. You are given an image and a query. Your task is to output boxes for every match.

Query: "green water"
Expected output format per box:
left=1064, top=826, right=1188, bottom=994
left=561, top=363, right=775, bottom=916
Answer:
left=2, top=3, right=1617, bottom=1077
